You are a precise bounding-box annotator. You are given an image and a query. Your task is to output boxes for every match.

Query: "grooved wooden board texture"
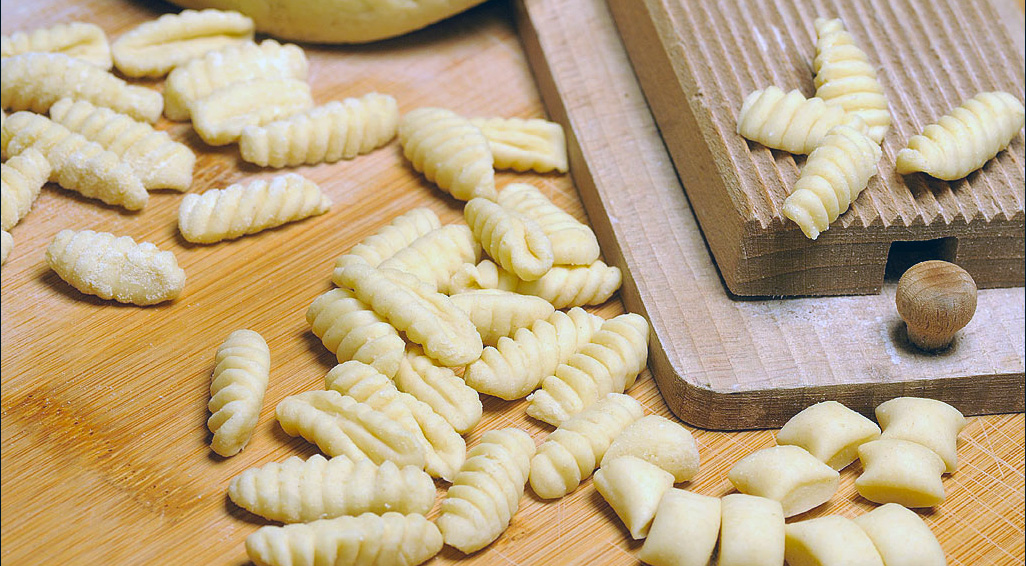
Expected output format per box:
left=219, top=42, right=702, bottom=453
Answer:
left=609, top=0, right=1025, bottom=297
left=0, top=0, right=1023, bottom=565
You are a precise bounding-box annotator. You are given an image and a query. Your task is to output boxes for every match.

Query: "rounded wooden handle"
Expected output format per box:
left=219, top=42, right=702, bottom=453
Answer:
left=895, top=260, right=977, bottom=351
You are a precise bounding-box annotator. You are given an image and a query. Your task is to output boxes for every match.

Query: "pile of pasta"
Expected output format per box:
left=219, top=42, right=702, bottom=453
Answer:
left=736, top=18, right=1025, bottom=240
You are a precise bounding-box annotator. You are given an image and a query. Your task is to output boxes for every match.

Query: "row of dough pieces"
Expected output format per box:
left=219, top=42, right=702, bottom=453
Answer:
left=734, top=17, right=1025, bottom=240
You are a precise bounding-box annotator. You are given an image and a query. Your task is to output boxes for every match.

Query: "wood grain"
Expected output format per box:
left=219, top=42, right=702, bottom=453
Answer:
left=0, top=1, right=1023, bottom=565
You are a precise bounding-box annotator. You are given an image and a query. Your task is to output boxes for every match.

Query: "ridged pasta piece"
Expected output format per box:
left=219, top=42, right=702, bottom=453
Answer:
left=468, top=116, right=568, bottom=173
left=228, top=454, right=435, bottom=523
left=529, top=393, right=643, bottom=499
left=306, top=288, right=405, bottom=378
left=111, top=9, right=254, bottom=78
left=1, top=22, right=112, bottom=69
left=241, top=93, right=400, bottom=168
left=1, top=230, right=12, bottom=265
left=332, top=207, right=441, bottom=278
left=326, top=361, right=466, bottom=480
left=45, top=229, right=185, bottom=305
left=396, top=346, right=483, bottom=435
left=178, top=173, right=330, bottom=243
left=49, top=98, right=195, bottom=192
left=737, top=86, right=866, bottom=154
left=164, top=39, right=308, bottom=121
left=208, top=329, right=269, bottom=457
left=275, top=390, right=426, bottom=469
left=1, top=53, right=162, bottom=123
left=813, top=18, right=890, bottom=143
left=464, top=197, right=553, bottom=281
left=464, top=307, right=604, bottom=400
left=2, top=112, right=147, bottom=210
left=437, top=428, right=536, bottom=554
left=377, top=224, right=481, bottom=293
left=399, top=107, right=496, bottom=201
left=527, top=313, right=650, bottom=426
left=448, top=259, right=519, bottom=293
left=782, top=124, right=881, bottom=240
left=896, top=91, right=1025, bottom=180
left=336, top=264, right=482, bottom=367
left=1, top=148, right=50, bottom=230
left=497, top=183, right=600, bottom=266
left=246, top=512, right=443, bottom=566
left=191, top=78, right=313, bottom=146
left=449, top=289, right=555, bottom=346
left=449, top=258, right=622, bottom=308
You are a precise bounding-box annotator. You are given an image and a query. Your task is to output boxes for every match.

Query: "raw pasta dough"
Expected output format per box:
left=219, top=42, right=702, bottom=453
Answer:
left=396, top=346, right=483, bottom=435
left=377, top=224, right=480, bottom=293
left=593, top=456, right=674, bottom=540
left=855, top=438, right=946, bottom=508
left=727, top=444, right=839, bottom=517
left=775, top=400, right=881, bottom=470
left=785, top=515, right=884, bottom=566
left=718, top=493, right=785, bottom=566
left=1, top=148, right=50, bottom=230
left=449, top=289, right=555, bottom=346
left=332, top=207, right=441, bottom=276
left=1, top=230, right=12, bottom=265
left=876, top=396, right=965, bottom=473
left=1, top=22, right=112, bottom=69
left=638, top=489, right=721, bottom=566
left=496, top=183, right=599, bottom=266
left=464, top=196, right=554, bottom=281
left=601, top=415, right=700, bottom=483
left=306, top=288, right=406, bottom=378
left=399, top=107, right=496, bottom=201
left=191, top=78, right=313, bottom=146
left=813, top=18, right=890, bottom=143
left=207, top=329, right=269, bottom=457
left=852, top=503, right=946, bottom=566
left=469, top=117, right=568, bottom=173
left=451, top=259, right=623, bottom=309
left=737, top=85, right=865, bottom=154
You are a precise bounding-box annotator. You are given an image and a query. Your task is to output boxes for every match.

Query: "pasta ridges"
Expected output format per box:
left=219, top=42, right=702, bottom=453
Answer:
left=1, top=147, right=50, bottom=230
left=399, top=107, right=496, bottom=201
left=1, top=22, right=112, bottom=69
left=813, top=18, right=890, bottom=143
left=306, top=288, right=406, bottom=378
left=208, top=329, right=270, bottom=457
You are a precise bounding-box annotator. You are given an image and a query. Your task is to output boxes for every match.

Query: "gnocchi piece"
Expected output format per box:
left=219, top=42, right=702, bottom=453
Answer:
left=240, top=93, right=400, bottom=168
left=451, top=259, right=623, bottom=308
left=855, top=438, right=946, bottom=508
left=306, top=288, right=406, bottom=378
left=527, top=313, right=649, bottom=426
left=638, top=489, right=721, bottom=566
left=336, top=264, right=482, bottom=367
left=468, top=116, right=568, bottom=173
left=1, top=112, right=147, bottom=210
left=178, top=173, right=331, bottom=244
left=326, top=361, right=466, bottom=481
left=396, top=346, right=483, bottom=435
left=895, top=91, right=1025, bottom=180
left=1, top=147, right=50, bottom=230
left=207, top=329, right=269, bottom=457
left=275, top=390, right=426, bottom=469
left=594, top=456, right=675, bottom=540
left=111, top=9, right=254, bottom=78
left=813, top=18, right=891, bottom=143
left=246, top=512, right=442, bottom=566
left=601, top=415, right=700, bottom=483
left=737, top=86, right=866, bottom=154
left=436, top=428, right=536, bottom=554
left=497, top=183, right=600, bottom=266
left=449, top=289, right=555, bottom=346
left=852, top=503, right=946, bottom=566
left=782, top=124, right=881, bottom=240
left=399, top=107, right=496, bottom=201
left=1, top=53, right=162, bottom=123
left=49, top=98, right=195, bottom=192
left=727, top=445, right=839, bottom=517
left=377, top=224, right=481, bottom=293
left=464, top=307, right=604, bottom=400
left=332, top=207, right=442, bottom=277
left=876, top=396, right=965, bottom=473
left=164, top=39, right=308, bottom=121
left=1, top=22, right=112, bottom=69
left=718, top=494, right=785, bottom=566
left=775, top=400, right=881, bottom=470
left=45, top=229, right=185, bottom=305
left=785, top=515, right=885, bottom=566
left=464, top=197, right=554, bottom=281
left=448, top=258, right=519, bottom=293
left=228, top=454, right=435, bottom=523
left=529, top=393, right=643, bottom=499
left=1, top=230, right=12, bottom=265
left=191, top=78, right=313, bottom=146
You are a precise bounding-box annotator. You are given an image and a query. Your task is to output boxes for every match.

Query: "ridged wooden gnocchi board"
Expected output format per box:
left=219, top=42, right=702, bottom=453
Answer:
left=606, top=0, right=1025, bottom=297
left=1, top=0, right=1024, bottom=565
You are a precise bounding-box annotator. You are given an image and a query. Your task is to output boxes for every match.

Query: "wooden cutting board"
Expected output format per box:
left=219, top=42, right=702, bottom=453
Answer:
left=0, top=0, right=1023, bottom=565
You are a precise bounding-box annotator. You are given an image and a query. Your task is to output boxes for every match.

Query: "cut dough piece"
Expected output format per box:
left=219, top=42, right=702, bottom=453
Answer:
left=852, top=503, right=946, bottom=566
left=876, top=396, right=966, bottom=473
left=638, top=489, right=721, bottom=566
left=727, top=445, right=839, bottom=517
left=594, top=456, right=674, bottom=540
left=207, top=329, right=269, bottom=457
left=399, top=107, right=496, bottom=201
left=718, top=493, right=785, bottom=566
left=785, top=515, right=884, bottom=566
left=601, top=414, right=699, bottom=483
left=776, top=400, right=881, bottom=470
left=377, top=224, right=480, bottom=294
left=449, top=289, right=555, bottom=346
left=464, top=196, right=554, bottom=281
left=1, top=147, right=50, bottom=230
left=855, top=438, right=946, bottom=508
left=737, top=86, right=865, bottom=154
left=450, top=258, right=622, bottom=309
left=496, top=183, right=599, bottom=265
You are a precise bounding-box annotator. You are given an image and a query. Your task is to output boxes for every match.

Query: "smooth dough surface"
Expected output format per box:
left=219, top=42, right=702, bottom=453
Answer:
left=852, top=503, right=946, bottom=566
left=601, top=414, right=699, bottom=483
left=876, top=396, right=966, bottom=473
left=855, top=438, right=946, bottom=508
left=785, top=515, right=884, bottom=566
left=593, top=456, right=674, bottom=540
left=718, top=493, right=785, bottom=566
left=727, top=445, right=839, bottom=517
left=638, top=489, right=721, bottom=566
left=776, top=400, right=881, bottom=470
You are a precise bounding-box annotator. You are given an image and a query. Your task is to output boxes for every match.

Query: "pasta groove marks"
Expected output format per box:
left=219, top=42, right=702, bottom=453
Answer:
left=464, top=197, right=554, bottom=281
left=497, top=183, right=600, bottom=266
left=190, top=78, right=313, bottom=146
left=469, top=116, right=568, bottom=173
left=306, top=288, right=406, bottom=379
left=396, top=346, right=483, bottom=436
left=399, top=107, right=496, bottom=201
left=1, top=22, right=112, bottom=69
left=737, top=86, right=865, bottom=155
left=332, top=207, right=441, bottom=277
left=1, top=148, right=50, bottom=231
left=376, top=224, right=480, bottom=293
left=896, top=91, right=1025, bottom=181
left=207, top=329, right=269, bottom=457
left=178, top=173, right=330, bottom=243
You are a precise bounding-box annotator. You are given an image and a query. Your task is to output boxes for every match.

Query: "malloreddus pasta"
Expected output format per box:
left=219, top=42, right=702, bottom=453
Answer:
left=207, top=329, right=269, bottom=457
left=399, top=107, right=496, bottom=201
left=1, top=22, right=112, bottom=69
left=469, top=116, right=568, bottom=173
left=1, top=148, right=50, bottom=231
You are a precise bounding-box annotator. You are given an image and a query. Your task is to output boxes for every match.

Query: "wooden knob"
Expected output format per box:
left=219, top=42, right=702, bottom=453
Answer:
left=896, top=260, right=977, bottom=351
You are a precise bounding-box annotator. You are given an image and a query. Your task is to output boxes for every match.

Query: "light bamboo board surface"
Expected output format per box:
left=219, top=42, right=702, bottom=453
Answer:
left=0, top=0, right=1023, bottom=565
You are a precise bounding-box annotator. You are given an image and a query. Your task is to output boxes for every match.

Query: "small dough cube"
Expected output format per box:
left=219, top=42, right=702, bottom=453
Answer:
left=785, top=515, right=884, bottom=566
left=718, top=493, right=785, bottom=566
left=601, top=415, right=700, bottom=482
left=727, top=445, right=839, bottom=517
left=876, top=397, right=965, bottom=473
left=638, top=489, right=721, bottom=566
left=852, top=503, right=946, bottom=566
left=594, top=456, right=674, bottom=539
left=776, top=400, right=881, bottom=470
left=855, top=438, right=946, bottom=508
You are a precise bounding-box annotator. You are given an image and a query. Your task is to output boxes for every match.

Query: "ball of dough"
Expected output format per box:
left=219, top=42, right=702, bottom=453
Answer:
left=167, top=0, right=489, bottom=43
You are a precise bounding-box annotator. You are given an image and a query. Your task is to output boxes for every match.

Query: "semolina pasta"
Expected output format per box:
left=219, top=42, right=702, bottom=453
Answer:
left=638, top=489, right=721, bottom=566
left=852, top=504, right=946, bottom=566
left=449, top=289, right=555, bottom=346
left=464, top=197, right=554, bottom=281
left=399, top=107, right=496, bottom=201
left=306, top=288, right=406, bottom=378
left=855, top=438, right=946, bottom=508
left=496, top=183, right=600, bottom=266
left=876, top=396, right=965, bottom=473
left=207, top=329, right=269, bottom=457
left=1, top=22, right=112, bottom=69
left=1, top=148, right=50, bottom=230
left=396, top=346, right=483, bottom=435
left=376, top=224, right=481, bottom=293
left=593, top=456, right=674, bottom=540
left=1, top=230, right=12, bottom=265
left=332, top=207, right=441, bottom=278
left=601, top=415, right=700, bottom=483
left=785, top=515, right=884, bottom=566
left=775, top=400, right=881, bottom=470
left=453, top=259, right=622, bottom=309
left=190, top=78, right=313, bottom=146
left=737, top=85, right=866, bottom=154
left=727, top=445, right=839, bottom=517
left=718, top=494, right=785, bottom=566
left=468, top=116, right=568, bottom=173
